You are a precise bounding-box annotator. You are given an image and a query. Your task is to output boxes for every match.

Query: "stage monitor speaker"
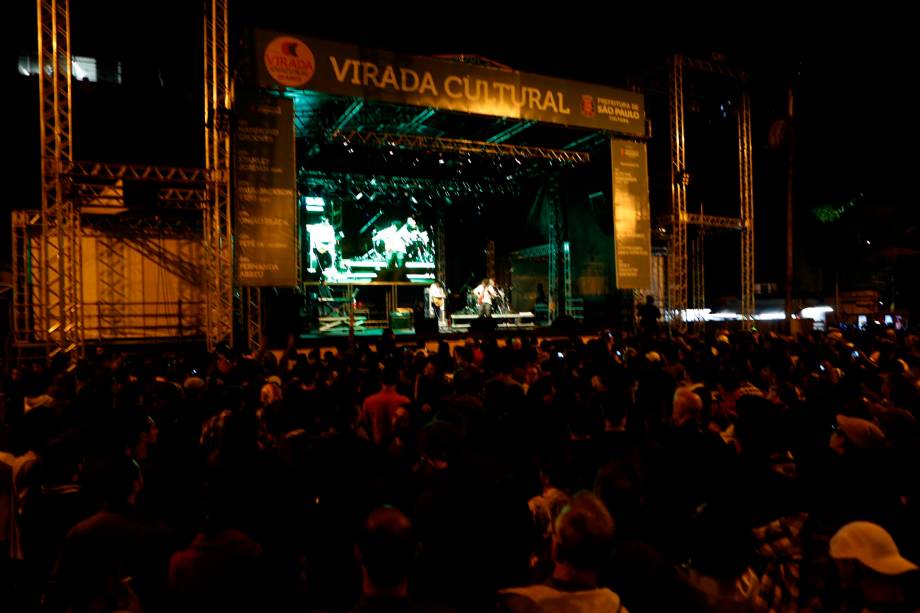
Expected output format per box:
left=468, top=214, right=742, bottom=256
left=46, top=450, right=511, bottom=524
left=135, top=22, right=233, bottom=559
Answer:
left=264, top=289, right=302, bottom=347
left=470, top=318, right=498, bottom=333
left=414, top=318, right=439, bottom=334
left=551, top=315, right=577, bottom=331
left=389, top=311, right=412, bottom=330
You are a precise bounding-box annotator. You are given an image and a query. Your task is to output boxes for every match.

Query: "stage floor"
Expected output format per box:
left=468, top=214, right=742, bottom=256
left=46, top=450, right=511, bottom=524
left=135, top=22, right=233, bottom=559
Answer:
left=300, top=312, right=540, bottom=341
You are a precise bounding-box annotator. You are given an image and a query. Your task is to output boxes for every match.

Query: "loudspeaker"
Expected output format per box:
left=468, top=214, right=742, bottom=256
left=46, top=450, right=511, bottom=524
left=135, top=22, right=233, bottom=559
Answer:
left=470, top=318, right=497, bottom=333
left=551, top=315, right=577, bottom=330
left=414, top=319, right=439, bottom=334
left=389, top=311, right=412, bottom=330
left=264, top=289, right=302, bottom=347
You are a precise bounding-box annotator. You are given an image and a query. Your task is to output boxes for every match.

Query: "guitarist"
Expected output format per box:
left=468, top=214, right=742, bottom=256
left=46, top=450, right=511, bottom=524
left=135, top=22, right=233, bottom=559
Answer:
left=473, top=278, right=497, bottom=318
left=428, top=280, right=446, bottom=325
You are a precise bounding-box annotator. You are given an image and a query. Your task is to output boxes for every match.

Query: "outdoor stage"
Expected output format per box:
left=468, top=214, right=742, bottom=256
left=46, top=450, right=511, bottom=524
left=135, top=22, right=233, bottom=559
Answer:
left=449, top=312, right=536, bottom=329
left=296, top=316, right=575, bottom=355
left=12, top=13, right=652, bottom=360
left=304, top=310, right=539, bottom=339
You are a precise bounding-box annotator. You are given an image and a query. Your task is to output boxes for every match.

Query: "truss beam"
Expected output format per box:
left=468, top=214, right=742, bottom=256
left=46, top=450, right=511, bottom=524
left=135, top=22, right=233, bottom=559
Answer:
left=329, top=130, right=591, bottom=164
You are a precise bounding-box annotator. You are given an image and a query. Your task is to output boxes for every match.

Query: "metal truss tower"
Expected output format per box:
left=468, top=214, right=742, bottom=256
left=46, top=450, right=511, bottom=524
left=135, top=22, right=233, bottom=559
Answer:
left=668, top=54, right=755, bottom=329
left=204, top=0, right=238, bottom=350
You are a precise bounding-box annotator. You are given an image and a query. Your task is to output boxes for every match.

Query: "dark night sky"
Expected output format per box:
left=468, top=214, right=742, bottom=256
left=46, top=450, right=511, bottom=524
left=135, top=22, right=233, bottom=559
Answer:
left=9, top=2, right=917, bottom=301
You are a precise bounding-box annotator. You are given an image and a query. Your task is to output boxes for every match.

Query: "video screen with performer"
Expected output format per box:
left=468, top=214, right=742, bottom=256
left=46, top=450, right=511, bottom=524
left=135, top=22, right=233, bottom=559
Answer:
left=302, top=196, right=435, bottom=284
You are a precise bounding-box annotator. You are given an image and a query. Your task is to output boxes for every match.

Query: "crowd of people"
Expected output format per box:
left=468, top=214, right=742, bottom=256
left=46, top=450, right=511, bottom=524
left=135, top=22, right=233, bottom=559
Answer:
left=1, top=323, right=919, bottom=612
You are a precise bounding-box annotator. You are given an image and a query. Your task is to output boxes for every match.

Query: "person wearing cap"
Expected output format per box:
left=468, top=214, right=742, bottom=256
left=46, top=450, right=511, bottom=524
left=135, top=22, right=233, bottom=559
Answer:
left=831, top=415, right=887, bottom=456
left=817, top=415, right=900, bottom=530
left=829, top=521, right=919, bottom=611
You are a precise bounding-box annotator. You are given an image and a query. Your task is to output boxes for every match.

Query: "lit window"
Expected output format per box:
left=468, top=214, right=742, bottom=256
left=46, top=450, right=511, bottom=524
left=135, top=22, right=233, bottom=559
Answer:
left=18, top=53, right=120, bottom=84
left=17, top=54, right=40, bottom=77
left=72, top=56, right=97, bottom=82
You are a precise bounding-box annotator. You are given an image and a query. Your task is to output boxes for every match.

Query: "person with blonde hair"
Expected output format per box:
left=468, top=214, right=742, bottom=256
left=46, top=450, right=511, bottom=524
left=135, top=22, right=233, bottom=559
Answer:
left=500, top=491, right=629, bottom=612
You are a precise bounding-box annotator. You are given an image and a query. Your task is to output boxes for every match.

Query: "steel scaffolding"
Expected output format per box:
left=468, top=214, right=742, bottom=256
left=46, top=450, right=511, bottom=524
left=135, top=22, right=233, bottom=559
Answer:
left=667, top=54, right=755, bottom=329
left=328, top=130, right=592, bottom=165
left=739, top=93, right=756, bottom=324
left=204, top=0, right=236, bottom=350
left=15, top=0, right=220, bottom=358
left=36, top=0, right=82, bottom=357
left=667, top=56, right=689, bottom=330
left=546, top=174, right=563, bottom=320
left=435, top=209, right=446, bottom=287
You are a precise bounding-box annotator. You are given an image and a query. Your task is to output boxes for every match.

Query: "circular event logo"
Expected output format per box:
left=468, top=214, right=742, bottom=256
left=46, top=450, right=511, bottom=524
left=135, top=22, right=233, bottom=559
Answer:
left=264, top=36, right=315, bottom=87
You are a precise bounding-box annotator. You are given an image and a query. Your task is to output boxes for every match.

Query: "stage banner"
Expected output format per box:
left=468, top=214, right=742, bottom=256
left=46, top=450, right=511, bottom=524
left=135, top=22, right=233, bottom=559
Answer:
left=250, top=29, right=645, bottom=136
left=611, top=138, right=651, bottom=289
left=236, top=96, right=298, bottom=287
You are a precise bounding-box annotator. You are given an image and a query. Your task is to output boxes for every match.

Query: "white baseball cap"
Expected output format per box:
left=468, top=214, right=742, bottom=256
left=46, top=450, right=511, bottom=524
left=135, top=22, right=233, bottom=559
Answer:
left=830, top=521, right=918, bottom=575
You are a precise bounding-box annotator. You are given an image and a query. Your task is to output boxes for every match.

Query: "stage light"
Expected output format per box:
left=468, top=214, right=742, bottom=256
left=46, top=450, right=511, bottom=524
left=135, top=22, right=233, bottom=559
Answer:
left=801, top=306, right=833, bottom=320
left=355, top=192, right=364, bottom=200
left=303, top=196, right=325, bottom=212
left=410, top=196, right=418, bottom=204
left=438, top=159, right=445, bottom=165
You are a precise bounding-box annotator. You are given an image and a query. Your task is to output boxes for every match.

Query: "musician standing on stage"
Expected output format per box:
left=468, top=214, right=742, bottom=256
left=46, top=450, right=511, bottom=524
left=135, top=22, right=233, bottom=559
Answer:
left=429, top=280, right=446, bottom=325
left=473, top=278, right=497, bottom=318
left=317, top=277, right=334, bottom=316
left=383, top=221, right=410, bottom=269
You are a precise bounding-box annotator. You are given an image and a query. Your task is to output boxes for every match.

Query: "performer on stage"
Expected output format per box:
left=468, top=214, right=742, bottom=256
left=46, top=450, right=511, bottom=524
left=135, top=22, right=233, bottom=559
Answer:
left=309, top=216, right=337, bottom=272
left=381, top=221, right=409, bottom=269
left=429, top=280, right=446, bottom=326
left=473, top=278, right=497, bottom=318
left=317, top=277, right=334, bottom=316
left=313, top=245, right=333, bottom=273
left=406, top=217, right=431, bottom=261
